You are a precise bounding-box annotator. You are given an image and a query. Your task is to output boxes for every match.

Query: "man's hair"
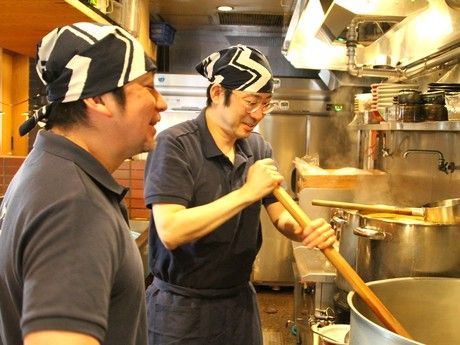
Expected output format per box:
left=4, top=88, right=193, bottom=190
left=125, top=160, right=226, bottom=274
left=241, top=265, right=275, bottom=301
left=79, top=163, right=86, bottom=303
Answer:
left=45, top=87, right=126, bottom=130
left=206, top=85, right=232, bottom=107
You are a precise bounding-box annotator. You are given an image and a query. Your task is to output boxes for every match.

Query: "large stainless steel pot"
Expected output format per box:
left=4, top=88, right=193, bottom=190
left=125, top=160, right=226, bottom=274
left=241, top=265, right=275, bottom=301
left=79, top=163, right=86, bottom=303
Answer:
left=347, top=277, right=460, bottom=345
left=330, top=208, right=360, bottom=292
left=354, top=214, right=460, bottom=282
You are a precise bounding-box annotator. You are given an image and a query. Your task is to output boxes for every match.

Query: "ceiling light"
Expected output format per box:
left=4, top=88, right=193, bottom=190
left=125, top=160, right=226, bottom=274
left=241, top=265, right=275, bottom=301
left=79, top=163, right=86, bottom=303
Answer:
left=217, top=5, right=234, bottom=12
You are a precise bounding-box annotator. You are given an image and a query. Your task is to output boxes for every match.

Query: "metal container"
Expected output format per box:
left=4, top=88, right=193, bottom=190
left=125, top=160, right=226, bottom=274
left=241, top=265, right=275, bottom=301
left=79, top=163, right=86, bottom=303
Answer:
left=347, top=277, right=460, bottom=345
left=330, top=208, right=360, bottom=292
left=423, top=198, right=460, bottom=224
left=354, top=214, right=460, bottom=282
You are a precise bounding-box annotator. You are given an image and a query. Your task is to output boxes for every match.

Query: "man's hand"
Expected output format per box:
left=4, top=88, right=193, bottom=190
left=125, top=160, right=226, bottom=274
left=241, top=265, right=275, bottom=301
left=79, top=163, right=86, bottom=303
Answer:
left=243, top=158, right=284, bottom=201
left=297, top=218, right=336, bottom=249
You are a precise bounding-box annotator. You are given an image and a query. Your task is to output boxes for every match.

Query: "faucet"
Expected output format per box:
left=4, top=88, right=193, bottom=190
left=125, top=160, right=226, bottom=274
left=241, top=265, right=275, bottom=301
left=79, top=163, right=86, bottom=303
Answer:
left=403, top=149, right=459, bottom=174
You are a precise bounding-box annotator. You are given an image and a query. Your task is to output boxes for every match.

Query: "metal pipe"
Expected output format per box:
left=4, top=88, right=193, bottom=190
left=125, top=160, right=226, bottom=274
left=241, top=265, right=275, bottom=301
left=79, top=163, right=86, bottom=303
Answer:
left=346, top=16, right=403, bottom=78
left=403, top=45, right=460, bottom=79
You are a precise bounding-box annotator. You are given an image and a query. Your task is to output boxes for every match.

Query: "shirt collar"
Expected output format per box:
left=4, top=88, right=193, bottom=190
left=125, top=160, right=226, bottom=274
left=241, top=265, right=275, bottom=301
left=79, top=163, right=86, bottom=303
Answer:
left=196, top=109, right=254, bottom=160
left=34, top=130, right=128, bottom=201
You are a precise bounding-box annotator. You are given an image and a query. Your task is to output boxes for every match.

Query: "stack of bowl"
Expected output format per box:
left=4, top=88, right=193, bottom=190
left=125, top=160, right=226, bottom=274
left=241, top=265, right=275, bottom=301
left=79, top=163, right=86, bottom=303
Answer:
left=370, top=83, right=419, bottom=121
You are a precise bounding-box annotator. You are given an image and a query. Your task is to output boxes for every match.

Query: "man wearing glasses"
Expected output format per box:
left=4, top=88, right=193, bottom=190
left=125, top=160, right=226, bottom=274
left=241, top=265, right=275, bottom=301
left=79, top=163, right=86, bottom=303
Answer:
left=143, top=45, right=335, bottom=345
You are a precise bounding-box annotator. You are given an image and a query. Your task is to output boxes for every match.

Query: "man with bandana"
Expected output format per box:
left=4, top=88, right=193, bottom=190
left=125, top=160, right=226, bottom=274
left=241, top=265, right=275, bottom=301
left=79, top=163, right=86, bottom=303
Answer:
left=0, top=22, right=167, bottom=345
left=143, top=45, right=336, bottom=344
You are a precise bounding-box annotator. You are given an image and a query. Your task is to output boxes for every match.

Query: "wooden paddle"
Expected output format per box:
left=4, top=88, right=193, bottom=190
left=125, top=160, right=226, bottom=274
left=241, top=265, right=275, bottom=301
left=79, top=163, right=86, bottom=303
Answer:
left=273, top=187, right=413, bottom=339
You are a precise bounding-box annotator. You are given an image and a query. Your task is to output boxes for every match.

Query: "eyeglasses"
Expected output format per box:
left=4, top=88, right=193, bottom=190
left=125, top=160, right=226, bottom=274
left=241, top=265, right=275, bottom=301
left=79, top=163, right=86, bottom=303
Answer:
left=231, top=90, right=276, bottom=114
left=242, top=98, right=277, bottom=114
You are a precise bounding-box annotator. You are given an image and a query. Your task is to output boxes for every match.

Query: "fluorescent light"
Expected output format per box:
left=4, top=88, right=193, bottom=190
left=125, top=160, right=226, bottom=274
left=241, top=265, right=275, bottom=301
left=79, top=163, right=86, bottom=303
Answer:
left=217, top=5, right=234, bottom=12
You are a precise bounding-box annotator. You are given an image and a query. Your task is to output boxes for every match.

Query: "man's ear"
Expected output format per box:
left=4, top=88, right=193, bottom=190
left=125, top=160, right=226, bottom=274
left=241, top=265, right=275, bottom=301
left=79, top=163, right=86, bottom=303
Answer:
left=210, top=84, right=224, bottom=104
left=83, top=96, right=112, bottom=117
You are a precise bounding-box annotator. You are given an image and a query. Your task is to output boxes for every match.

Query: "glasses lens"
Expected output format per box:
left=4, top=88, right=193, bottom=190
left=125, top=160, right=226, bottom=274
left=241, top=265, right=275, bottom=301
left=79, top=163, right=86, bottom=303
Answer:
left=262, top=102, right=276, bottom=114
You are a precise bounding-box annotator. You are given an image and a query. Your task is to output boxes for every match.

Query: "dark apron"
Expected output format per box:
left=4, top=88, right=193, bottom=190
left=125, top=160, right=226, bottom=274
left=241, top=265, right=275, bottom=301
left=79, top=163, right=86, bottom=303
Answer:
left=146, top=277, right=262, bottom=345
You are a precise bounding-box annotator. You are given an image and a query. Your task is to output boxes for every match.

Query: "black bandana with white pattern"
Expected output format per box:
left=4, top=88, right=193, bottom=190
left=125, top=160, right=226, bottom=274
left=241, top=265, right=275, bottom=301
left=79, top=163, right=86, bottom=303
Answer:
left=195, top=45, right=274, bottom=93
left=20, top=22, right=156, bottom=136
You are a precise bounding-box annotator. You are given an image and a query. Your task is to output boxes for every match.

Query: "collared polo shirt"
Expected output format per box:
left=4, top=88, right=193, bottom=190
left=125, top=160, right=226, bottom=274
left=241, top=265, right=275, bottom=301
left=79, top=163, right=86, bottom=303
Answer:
left=144, top=110, right=277, bottom=289
left=0, top=130, right=147, bottom=345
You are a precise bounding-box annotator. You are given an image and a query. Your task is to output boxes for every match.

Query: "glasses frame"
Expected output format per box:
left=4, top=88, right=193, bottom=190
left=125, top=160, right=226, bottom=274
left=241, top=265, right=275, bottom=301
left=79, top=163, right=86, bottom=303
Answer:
left=230, top=89, right=276, bottom=115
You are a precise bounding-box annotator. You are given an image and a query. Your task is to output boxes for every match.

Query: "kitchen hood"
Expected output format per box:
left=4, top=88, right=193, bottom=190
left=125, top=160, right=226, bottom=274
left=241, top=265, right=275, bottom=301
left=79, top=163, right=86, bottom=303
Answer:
left=284, top=0, right=460, bottom=80
left=319, top=0, right=427, bottom=45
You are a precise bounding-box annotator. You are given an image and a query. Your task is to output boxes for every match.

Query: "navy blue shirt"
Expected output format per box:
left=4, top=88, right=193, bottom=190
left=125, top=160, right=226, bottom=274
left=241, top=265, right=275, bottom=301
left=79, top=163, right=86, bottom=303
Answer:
left=144, top=111, right=277, bottom=289
left=0, top=131, right=147, bottom=345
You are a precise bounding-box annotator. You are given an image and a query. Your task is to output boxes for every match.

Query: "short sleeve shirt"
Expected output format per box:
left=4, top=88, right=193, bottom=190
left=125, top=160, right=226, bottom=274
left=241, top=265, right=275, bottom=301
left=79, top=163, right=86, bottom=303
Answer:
left=144, top=110, right=277, bottom=289
left=0, top=131, right=147, bottom=345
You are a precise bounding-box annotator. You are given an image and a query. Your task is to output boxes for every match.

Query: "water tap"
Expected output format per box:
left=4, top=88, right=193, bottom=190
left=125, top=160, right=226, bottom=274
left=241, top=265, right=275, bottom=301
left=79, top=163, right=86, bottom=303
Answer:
left=403, top=149, right=458, bottom=174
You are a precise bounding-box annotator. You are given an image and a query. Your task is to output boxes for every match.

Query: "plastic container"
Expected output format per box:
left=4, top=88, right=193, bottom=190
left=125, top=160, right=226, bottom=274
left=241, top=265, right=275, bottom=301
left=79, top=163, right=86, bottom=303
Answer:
left=445, top=92, right=460, bottom=120
left=422, top=91, right=445, bottom=105
left=312, top=324, right=350, bottom=345
left=397, top=89, right=422, bottom=104
left=423, top=103, right=448, bottom=121
left=149, top=22, right=176, bottom=46
left=396, top=104, right=424, bottom=122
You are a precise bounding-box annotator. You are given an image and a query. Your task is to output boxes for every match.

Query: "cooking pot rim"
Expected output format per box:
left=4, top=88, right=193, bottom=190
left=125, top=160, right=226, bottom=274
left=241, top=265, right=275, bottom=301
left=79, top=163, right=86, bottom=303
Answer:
left=347, top=277, right=459, bottom=345
left=359, top=212, right=460, bottom=226
left=359, top=213, right=427, bottom=225
left=423, top=197, right=460, bottom=208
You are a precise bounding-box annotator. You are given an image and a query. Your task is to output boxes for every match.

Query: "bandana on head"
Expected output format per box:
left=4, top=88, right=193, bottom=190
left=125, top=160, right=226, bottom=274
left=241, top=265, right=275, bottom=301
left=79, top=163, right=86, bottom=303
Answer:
left=19, top=22, right=157, bottom=136
left=195, top=44, right=274, bottom=94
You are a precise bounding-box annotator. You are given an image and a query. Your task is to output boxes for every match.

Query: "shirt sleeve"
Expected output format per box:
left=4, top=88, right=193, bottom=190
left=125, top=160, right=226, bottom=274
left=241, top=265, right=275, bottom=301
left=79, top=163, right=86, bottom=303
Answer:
left=144, top=130, right=195, bottom=208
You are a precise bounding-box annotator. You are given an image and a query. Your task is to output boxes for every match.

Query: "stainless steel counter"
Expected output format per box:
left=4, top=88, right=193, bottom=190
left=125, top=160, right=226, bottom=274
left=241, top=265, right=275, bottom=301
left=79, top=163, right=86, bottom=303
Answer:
left=292, top=242, right=336, bottom=283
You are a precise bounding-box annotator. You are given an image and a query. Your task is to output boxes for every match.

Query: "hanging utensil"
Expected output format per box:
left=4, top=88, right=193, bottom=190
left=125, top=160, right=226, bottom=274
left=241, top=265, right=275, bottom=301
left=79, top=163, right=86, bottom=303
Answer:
left=273, top=187, right=414, bottom=340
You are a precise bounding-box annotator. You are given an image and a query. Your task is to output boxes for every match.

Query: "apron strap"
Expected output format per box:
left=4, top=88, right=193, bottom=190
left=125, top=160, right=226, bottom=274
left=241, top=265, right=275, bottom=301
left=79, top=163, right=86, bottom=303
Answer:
left=153, top=277, right=249, bottom=299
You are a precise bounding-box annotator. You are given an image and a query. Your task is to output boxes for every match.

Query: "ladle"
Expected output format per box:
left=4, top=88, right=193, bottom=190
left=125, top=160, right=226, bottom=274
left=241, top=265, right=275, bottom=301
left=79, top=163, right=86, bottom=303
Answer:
left=273, top=187, right=413, bottom=340
left=311, top=198, right=460, bottom=224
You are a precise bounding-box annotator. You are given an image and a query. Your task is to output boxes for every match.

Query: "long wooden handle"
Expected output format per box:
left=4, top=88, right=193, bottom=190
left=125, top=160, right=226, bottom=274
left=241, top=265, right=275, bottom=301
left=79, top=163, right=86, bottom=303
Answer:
left=273, top=187, right=413, bottom=339
left=311, top=199, right=424, bottom=216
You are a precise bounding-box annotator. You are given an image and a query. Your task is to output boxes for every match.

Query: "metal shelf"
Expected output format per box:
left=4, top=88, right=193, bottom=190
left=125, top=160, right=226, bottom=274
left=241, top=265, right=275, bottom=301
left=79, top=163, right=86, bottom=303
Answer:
left=356, top=121, right=460, bottom=131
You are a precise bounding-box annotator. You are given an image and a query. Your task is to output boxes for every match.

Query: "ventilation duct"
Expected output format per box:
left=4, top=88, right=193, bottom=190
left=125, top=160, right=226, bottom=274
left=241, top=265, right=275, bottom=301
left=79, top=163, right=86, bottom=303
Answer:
left=218, top=12, right=287, bottom=27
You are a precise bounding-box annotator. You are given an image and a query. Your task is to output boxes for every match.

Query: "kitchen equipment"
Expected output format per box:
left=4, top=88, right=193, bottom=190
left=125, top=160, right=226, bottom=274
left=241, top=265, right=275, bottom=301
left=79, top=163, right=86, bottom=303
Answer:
left=273, top=187, right=413, bottom=339
left=422, top=103, right=448, bottom=121
left=445, top=92, right=460, bottom=120
left=254, top=111, right=310, bottom=286
left=253, top=77, right=338, bottom=286
left=397, top=89, right=422, bottom=104
left=354, top=212, right=460, bottom=282
left=422, top=197, right=460, bottom=223
left=152, top=73, right=208, bottom=134
left=348, top=277, right=460, bottom=345
left=330, top=209, right=360, bottom=292
left=295, top=188, right=354, bottom=345
left=421, top=91, right=445, bottom=105
left=396, top=104, right=424, bottom=122
left=311, top=324, right=350, bottom=345
left=311, top=198, right=460, bottom=224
